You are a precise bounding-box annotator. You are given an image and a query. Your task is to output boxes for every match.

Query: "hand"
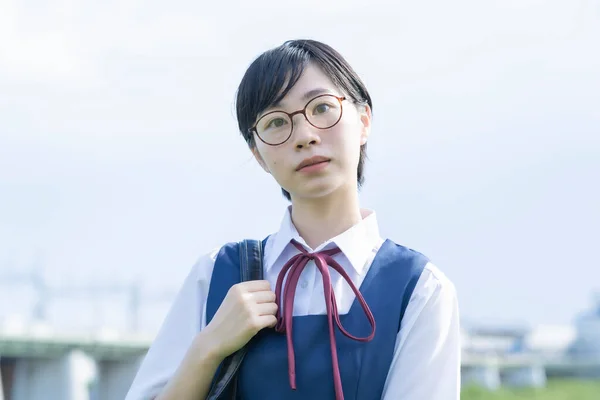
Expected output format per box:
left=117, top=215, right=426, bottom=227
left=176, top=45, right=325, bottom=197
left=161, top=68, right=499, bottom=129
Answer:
left=203, top=280, right=278, bottom=360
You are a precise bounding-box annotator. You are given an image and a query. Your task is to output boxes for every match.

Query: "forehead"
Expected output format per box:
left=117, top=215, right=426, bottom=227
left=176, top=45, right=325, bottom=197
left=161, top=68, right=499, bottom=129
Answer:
left=276, top=64, right=338, bottom=107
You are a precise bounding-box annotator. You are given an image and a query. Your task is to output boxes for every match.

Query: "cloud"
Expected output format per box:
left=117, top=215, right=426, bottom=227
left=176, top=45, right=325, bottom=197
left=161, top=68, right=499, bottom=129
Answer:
left=0, top=0, right=94, bottom=82
left=0, top=0, right=226, bottom=84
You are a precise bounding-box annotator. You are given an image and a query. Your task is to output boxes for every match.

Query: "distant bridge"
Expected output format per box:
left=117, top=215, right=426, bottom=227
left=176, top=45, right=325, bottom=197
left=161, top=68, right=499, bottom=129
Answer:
left=1, top=328, right=600, bottom=399
left=0, top=328, right=150, bottom=400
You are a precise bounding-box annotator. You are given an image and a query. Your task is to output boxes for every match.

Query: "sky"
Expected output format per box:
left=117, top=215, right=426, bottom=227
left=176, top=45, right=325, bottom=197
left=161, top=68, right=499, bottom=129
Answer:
left=0, top=0, right=599, bottom=334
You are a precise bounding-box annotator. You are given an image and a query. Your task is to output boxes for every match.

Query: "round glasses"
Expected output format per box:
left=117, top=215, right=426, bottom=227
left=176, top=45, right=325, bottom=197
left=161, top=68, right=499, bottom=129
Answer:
left=250, top=94, right=346, bottom=146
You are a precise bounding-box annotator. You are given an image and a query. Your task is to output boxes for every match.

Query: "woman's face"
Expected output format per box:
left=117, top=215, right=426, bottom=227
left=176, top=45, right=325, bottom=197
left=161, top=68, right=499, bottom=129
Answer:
left=252, top=64, right=371, bottom=201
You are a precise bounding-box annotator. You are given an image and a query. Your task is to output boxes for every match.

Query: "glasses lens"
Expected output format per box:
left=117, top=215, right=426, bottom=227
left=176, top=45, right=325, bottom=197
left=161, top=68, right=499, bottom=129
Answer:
left=306, top=95, right=342, bottom=129
left=256, top=111, right=292, bottom=145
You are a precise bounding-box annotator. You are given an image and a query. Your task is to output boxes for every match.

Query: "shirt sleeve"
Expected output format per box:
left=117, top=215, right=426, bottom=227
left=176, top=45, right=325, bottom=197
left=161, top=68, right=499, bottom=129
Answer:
left=124, top=249, right=217, bottom=400
left=381, top=262, right=461, bottom=400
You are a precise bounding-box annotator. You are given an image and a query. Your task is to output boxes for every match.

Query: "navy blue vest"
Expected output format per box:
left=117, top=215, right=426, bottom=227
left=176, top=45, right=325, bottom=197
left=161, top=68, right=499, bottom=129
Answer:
left=206, top=239, right=428, bottom=399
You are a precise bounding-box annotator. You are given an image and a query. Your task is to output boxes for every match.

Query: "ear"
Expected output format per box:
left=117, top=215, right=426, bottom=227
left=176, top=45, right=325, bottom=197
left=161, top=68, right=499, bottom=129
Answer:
left=358, top=103, right=372, bottom=145
left=251, top=145, right=271, bottom=174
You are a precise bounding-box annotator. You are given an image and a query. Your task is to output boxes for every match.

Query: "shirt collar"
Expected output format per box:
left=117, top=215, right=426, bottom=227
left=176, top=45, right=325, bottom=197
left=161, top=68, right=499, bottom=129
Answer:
left=264, top=206, right=382, bottom=275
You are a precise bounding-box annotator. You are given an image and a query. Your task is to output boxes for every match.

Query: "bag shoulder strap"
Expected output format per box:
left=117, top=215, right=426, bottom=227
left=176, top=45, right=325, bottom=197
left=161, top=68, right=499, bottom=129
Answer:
left=206, top=239, right=264, bottom=400
left=239, top=239, right=264, bottom=281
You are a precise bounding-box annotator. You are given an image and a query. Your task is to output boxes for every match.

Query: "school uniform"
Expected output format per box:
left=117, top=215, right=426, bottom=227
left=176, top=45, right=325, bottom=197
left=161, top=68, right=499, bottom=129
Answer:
left=125, top=207, right=461, bottom=400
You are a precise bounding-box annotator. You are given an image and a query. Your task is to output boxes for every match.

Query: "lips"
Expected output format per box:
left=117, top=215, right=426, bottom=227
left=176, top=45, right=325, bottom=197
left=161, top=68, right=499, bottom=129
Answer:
left=296, top=156, right=331, bottom=171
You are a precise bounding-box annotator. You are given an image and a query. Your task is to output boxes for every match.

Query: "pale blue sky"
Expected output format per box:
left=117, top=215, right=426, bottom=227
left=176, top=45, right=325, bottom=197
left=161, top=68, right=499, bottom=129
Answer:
left=1, top=0, right=599, bottom=333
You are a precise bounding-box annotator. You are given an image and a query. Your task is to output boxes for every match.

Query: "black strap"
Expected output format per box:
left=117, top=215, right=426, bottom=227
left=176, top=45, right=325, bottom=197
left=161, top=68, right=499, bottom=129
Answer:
left=239, top=239, right=264, bottom=281
left=206, top=239, right=264, bottom=400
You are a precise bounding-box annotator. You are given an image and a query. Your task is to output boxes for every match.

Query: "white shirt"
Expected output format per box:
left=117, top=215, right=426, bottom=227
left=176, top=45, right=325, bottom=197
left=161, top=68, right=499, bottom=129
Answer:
left=126, top=208, right=461, bottom=400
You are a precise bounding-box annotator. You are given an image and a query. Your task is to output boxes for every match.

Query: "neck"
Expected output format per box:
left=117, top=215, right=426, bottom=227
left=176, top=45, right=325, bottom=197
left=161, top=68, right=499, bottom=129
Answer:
left=290, top=185, right=363, bottom=250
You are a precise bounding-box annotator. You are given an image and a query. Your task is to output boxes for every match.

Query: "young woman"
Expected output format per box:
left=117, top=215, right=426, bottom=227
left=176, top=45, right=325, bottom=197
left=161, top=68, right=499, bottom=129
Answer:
left=126, top=39, right=461, bottom=400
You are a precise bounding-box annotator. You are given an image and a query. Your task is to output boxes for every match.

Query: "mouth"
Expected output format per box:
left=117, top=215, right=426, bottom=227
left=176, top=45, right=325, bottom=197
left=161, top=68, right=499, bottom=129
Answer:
left=296, top=156, right=331, bottom=171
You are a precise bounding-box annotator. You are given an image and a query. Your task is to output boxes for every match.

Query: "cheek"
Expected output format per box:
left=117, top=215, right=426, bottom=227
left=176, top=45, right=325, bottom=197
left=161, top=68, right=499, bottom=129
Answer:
left=333, top=122, right=363, bottom=155
left=258, top=146, right=285, bottom=174
left=265, top=149, right=280, bottom=167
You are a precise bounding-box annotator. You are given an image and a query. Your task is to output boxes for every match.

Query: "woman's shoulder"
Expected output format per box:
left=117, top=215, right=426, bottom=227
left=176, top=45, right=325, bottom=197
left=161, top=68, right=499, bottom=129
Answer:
left=384, top=239, right=456, bottom=295
left=188, top=237, right=270, bottom=283
left=185, top=245, right=221, bottom=285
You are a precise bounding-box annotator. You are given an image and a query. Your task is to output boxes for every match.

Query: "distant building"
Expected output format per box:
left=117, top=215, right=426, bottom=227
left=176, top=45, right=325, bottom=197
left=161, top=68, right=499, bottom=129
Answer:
left=510, top=325, right=576, bottom=357
left=569, top=293, right=600, bottom=357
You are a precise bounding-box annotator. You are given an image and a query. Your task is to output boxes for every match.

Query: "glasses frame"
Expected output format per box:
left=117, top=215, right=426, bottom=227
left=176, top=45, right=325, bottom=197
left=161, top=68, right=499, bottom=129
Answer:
left=249, top=94, right=346, bottom=146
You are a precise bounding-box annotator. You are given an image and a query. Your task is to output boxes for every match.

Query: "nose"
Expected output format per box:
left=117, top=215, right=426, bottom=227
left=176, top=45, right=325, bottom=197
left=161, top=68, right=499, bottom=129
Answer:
left=291, top=115, right=321, bottom=149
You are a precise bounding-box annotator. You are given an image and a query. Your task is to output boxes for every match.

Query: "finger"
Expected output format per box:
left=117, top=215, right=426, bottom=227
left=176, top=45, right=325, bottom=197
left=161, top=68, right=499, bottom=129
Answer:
left=252, top=290, right=277, bottom=304
left=255, top=302, right=278, bottom=316
left=239, top=280, right=272, bottom=292
left=257, top=314, right=278, bottom=329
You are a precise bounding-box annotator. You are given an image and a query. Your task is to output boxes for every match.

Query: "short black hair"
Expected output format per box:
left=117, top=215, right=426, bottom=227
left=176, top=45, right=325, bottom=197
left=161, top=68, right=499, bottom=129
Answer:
left=235, top=39, right=372, bottom=200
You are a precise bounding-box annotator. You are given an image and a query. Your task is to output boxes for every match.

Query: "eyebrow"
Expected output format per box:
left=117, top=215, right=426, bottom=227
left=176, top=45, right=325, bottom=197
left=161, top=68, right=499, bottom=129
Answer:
left=270, top=87, right=333, bottom=110
left=301, top=87, right=332, bottom=101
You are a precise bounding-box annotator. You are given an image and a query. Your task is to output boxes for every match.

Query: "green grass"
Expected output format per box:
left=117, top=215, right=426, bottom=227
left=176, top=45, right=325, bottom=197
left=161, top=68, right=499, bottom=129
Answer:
left=461, top=379, right=600, bottom=400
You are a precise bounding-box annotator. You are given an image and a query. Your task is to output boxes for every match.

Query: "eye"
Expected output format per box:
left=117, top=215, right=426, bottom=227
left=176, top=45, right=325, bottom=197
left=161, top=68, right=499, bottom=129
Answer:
left=312, top=102, right=331, bottom=115
left=265, top=117, right=288, bottom=129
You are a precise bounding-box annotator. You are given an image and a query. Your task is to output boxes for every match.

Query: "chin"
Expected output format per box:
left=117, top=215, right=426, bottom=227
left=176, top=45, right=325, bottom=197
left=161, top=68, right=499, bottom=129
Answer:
left=292, top=179, right=348, bottom=201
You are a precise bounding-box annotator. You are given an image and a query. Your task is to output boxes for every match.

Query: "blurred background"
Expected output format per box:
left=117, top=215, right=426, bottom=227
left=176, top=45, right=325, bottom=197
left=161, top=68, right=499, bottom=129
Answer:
left=1, top=0, right=599, bottom=399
